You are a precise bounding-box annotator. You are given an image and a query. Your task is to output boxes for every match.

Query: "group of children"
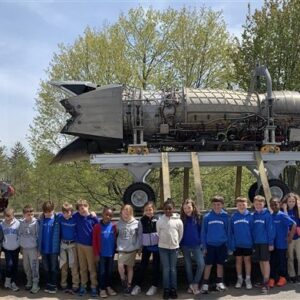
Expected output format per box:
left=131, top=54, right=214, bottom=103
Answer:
left=0, top=192, right=299, bottom=299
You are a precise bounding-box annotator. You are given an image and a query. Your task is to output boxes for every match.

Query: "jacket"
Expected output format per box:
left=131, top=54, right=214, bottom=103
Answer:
left=156, top=213, right=183, bottom=249
left=138, top=215, right=159, bottom=247
left=117, top=218, right=140, bottom=252
left=38, top=213, right=60, bottom=254
left=19, top=217, right=39, bottom=249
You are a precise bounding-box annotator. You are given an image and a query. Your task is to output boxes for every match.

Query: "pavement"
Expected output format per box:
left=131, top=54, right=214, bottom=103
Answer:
left=0, top=283, right=299, bottom=300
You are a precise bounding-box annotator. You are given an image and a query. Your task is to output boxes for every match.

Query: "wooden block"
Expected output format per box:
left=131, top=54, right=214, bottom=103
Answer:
left=191, top=152, right=204, bottom=210
left=183, top=168, right=190, bottom=200
left=161, top=153, right=171, bottom=201
left=255, top=151, right=271, bottom=210
left=235, top=166, right=242, bottom=198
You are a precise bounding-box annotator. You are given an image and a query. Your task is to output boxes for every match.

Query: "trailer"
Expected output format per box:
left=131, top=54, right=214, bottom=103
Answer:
left=90, top=151, right=300, bottom=210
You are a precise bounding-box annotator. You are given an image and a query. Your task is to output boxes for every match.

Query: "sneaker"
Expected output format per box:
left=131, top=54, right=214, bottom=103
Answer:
left=124, top=286, right=132, bottom=296
left=216, top=282, right=226, bottom=292
left=47, top=287, right=57, bottom=294
left=91, top=288, right=98, bottom=297
left=107, top=287, right=117, bottom=296
left=276, top=276, right=287, bottom=287
left=245, top=279, right=252, bottom=290
left=163, top=288, right=170, bottom=299
left=268, top=278, right=275, bottom=288
left=62, top=287, right=70, bottom=293
left=290, top=276, right=297, bottom=283
left=235, top=278, right=243, bottom=289
left=146, top=286, right=157, bottom=296
left=192, top=283, right=200, bottom=295
left=169, top=288, right=178, bottom=299
left=11, top=282, right=20, bottom=292
left=261, top=284, right=269, bottom=294
left=71, top=287, right=80, bottom=294
left=78, top=286, right=87, bottom=296
left=30, top=283, right=40, bottom=294
left=4, top=278, right=11, bottom=289
left=25, top=282, right=32, bottom=290
left=100, top=290, right=108, bottom=298
left=131, top=285, right=141, bottom=295
left=201, top=284, right=209, bottom=294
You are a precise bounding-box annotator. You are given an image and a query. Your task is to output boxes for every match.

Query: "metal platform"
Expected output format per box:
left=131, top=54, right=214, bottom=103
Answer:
left=91, top=151, right=300, bottom=168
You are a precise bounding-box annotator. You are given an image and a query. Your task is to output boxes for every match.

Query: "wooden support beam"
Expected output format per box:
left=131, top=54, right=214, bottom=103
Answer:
left=191, top=152, right=204, bottom=210
left=235, top=166, right=243, bottom=199
left=161, top=152, right=171, bottom=201
left=183, top=168, right=190, bottom=200
left=159, top=169, right=164, bottom=209
left=255, top=151, right=272, bottom=210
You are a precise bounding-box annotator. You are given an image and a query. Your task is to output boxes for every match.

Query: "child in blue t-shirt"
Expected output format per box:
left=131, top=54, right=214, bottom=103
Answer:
left=180, top=198, right=204, bottom=295
left=230, top=197, right=253, bottom=290
left=58, top=202, right=79, bottom=293
left=38, top=201, right=60, bottom=294
left=73, top=199, right=99, bottom=297
left=269, top=197, right=296, bottom=288
left=201, top=195, right=230, bottom=294
left=281, top=192, right=300, bottom=282
left=92, top=207, right=117, bottom=298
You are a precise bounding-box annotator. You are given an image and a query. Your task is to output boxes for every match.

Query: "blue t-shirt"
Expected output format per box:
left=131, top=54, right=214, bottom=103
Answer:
left=101, top=222, right=115, bottom=257
left=181, top=216, right=201, bottom=247
left=59, top=215, right=76, bottom=241
left=42, top=217, right=55, bottom=254
left=73, top=212, right=98, bottom=246
left=272, top=211, right=296, bottom=249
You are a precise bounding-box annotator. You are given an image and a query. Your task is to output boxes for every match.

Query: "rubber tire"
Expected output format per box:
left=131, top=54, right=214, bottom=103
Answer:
left=248, top=182, right=258, bottom=203
left=123, top=182, right=156, bottom=211
left=257, top=179, right=290, bottom=201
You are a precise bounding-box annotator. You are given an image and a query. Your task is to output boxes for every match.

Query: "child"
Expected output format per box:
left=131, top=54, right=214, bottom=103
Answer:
left=73, top=199, right=99, bottom=297
left=38, top=200, right=60, bottom=294
left=180, top=198, right=204, bottom=295
left=281, top=192, right=300, bottom=282
left=269, top=197, right=296, bottom=287
left=116, top=204, right=140, bottom=296
left=19, top=205, right=40, bottom=293
left=131, top=201, right=160, bottom=296
left=157, top=198, right=183, bottom=300
left=252, top=195, right=275, bottom=294
left=1, top=208, right=20, bottom=291
left=230, top=197, right=253, bottom=289
left=201, top=195, right=230, bottom=294
left=59, top=202, right=80, bottom=293
left=92, top=207, right=117, bottom=298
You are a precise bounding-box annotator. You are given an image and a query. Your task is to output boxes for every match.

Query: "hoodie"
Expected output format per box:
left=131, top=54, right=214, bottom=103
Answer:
left=1, top=218, right=20, bottom=250
left=180, top=216, right=202, bottom=247
left=201, top=209, right=230, bottom=249
left=19, top=217, right=39, bottom=249
left=272, top=210, right=296, bottom=249
left=230, top=209, right=253, bottom=250
left=252, top=208, right=275, bottom=246
left=156, top=213, right=183, bottom=249
left=117, top=218, right=140, bottom=252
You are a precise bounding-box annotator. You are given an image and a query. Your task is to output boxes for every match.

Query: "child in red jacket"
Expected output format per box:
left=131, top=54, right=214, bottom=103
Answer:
left=92, top=207, right=117, bottom=298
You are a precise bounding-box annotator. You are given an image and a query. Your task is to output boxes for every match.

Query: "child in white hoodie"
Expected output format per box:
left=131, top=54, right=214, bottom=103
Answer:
left=1, top=208, right=20, bottom=291
left=157, top=198, right=183, bottom=300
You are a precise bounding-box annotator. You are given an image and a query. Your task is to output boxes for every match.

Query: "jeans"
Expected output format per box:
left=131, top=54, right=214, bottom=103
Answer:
left=182, top=246, right=205, bottom=284
left=134, top=247, right=160, bottom=287
left=270, top=248, right=287, bottom=281
left=98, top=256, right=114, bottom=290
left=159, top=248, right=179, bottom=289
left=42, top=254, right=59, bottom=288
left=3, top=248, right=19, bottom=282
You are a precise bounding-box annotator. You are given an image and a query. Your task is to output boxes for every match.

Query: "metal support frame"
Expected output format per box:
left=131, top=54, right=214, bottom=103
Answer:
left=91, top=151, right=300, bottom=207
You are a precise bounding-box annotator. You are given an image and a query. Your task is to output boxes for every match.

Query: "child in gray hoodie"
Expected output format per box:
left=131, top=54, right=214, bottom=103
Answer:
left=117, top=204, right=140, bottom=296
left=19, top=205, right=39, bottom=293
left=0, top=208, right=20, bottom=291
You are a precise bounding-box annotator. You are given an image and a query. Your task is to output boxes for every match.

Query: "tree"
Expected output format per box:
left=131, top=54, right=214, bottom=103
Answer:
left=234, top=0, right=300, bottom=90
left=0, top=145, right=9, bottom=181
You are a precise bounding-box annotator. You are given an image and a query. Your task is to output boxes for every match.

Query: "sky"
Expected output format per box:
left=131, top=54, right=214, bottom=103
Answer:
left=0, top=0, right=264, bottom=155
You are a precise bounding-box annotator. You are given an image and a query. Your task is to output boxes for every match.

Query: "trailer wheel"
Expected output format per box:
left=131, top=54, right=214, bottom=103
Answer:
left=248, top=182, right=258, bottom=202
left=123, top=182, right=156, bottom=210
left=257, top=179, right=290, bottom=200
